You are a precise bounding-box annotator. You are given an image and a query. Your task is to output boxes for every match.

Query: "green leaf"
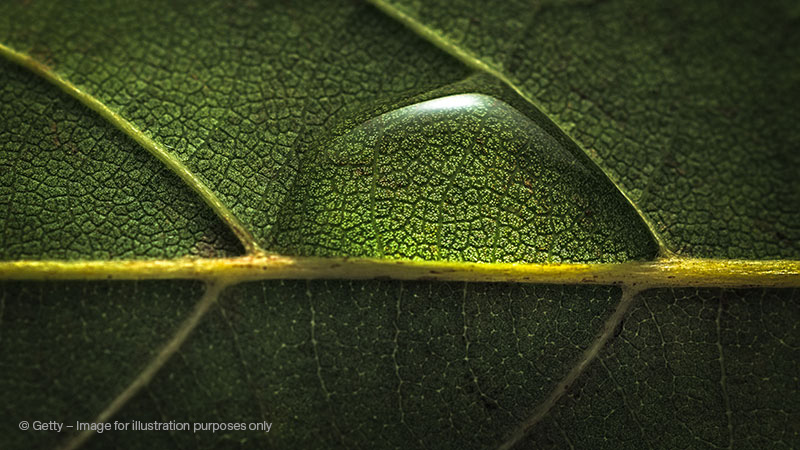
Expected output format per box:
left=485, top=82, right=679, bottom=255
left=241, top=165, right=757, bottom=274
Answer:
left=0, top=1, right=798, bottom=449
left=0, top=0, right=472, bottom=252
left=1, top=280, right=208, bottom=449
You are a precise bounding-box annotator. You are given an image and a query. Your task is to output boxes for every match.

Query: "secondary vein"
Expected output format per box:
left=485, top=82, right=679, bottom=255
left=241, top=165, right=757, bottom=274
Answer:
left=0, top=42, right=262, bottom=255
left=497, top=286, right=643, bottom=450
left=59, top=280, right=228, bottom=450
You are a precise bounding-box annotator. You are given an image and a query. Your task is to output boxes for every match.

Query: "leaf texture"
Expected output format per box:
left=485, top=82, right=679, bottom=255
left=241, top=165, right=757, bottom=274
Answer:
left=0, top=59, right=241, bottom=259
left=0, top=0, right=798, bottom=449
left=0, top=281, right=207, bottom=449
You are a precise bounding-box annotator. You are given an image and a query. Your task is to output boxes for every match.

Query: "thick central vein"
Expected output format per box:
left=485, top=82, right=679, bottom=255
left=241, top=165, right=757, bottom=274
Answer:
left=1, top=256, right=799, bottom=288
left=0, top=42, right=262, bottom=255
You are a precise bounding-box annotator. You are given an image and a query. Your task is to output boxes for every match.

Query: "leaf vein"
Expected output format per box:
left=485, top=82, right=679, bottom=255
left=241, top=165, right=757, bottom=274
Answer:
left=0, top=42, right=261, bottom=255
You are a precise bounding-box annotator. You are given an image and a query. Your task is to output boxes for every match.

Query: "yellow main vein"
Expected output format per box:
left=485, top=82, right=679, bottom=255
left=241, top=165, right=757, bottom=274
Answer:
left=59, top=280, right=228, bottom=450
left=0, top=42, right=262, bottom=255
left=366, top=0, right=671, bottom=256
left=1, top=256, right=799, bottom=288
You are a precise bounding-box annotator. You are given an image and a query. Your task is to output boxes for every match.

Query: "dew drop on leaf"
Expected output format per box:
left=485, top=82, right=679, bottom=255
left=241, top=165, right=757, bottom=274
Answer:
left=273, top=93, right=658, bottom=263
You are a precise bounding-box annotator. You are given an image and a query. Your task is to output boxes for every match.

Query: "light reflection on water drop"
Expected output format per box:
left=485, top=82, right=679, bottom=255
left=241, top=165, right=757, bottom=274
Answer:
left=413, top=93, right=482, bottom=112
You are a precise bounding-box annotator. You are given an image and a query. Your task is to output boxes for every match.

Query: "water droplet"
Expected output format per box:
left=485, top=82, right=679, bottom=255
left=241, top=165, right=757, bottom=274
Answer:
left=275, top=93, right=657, bottom=263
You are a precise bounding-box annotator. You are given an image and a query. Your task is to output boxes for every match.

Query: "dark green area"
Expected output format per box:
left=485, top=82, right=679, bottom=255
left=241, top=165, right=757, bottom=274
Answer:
left=526, top=288, right=800, bottom=449
left=383, top=0, right=800, bottom=259
left=86, top=280, right=618, bottom=449
left=0, top=59, right=241, bottom=259
left=5, top=281, right=796, bottom=449
left=0, top=280, right=206, bottom=450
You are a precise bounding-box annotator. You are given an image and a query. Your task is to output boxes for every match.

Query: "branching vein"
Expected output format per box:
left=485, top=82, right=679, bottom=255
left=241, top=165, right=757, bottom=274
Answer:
left=59, top=280, right=228, bottom=450
left=0, top=42, right=262, bottom=255
left=497, top=286, right=643, bottom=450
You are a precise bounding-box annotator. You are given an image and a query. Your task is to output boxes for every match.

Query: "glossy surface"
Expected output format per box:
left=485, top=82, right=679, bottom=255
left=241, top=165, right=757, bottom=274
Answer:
left=274, top=93, right=658, bottom=263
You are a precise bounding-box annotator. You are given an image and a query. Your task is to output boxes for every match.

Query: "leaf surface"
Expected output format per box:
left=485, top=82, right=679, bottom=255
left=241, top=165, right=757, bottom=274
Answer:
left=527, top=288, right=800, bottom=449
left=0, top=60, right=241, bottom=259
left=0, top=280, right=207, bottom=449
left=0, top=1, right=798, bottom=449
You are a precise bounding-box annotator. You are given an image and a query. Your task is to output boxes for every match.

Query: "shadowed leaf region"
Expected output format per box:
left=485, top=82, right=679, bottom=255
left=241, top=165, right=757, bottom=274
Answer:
left=525, top=287, right=800, bottom=450
left=84, top=280, right=620, bottom=449
left=274, top=94, right=658, bottom=263
left=0, top=280, right=206, bottom=450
